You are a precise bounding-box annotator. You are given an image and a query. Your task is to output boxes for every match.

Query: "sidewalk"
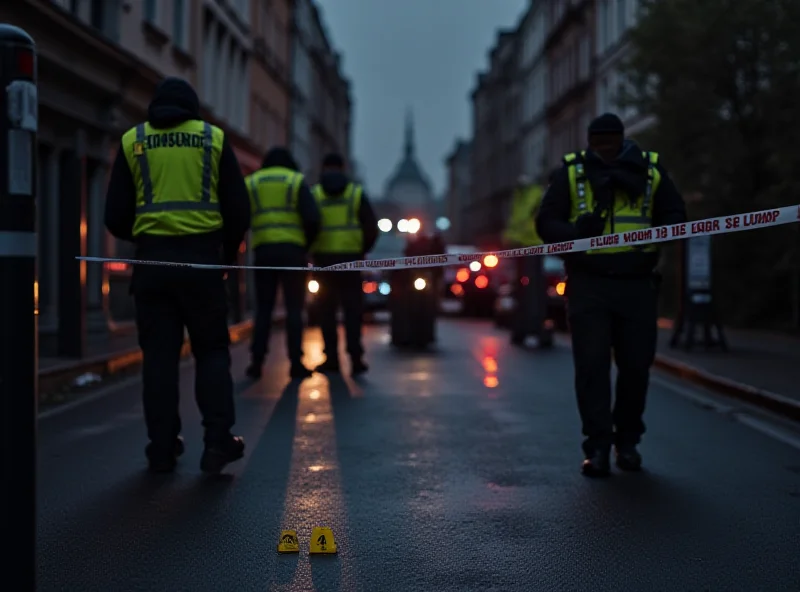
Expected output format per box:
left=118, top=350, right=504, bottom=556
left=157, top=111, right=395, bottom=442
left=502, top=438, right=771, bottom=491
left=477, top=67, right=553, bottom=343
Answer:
left=655, top=319, right=800, bottom=420
left=38, top=312, right=283, bottom=395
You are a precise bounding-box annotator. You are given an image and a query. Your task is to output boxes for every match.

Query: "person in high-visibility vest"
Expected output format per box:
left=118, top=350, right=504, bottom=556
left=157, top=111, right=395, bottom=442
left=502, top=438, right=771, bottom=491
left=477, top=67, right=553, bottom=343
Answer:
left=310, top=153, right=378, bottom=375
left=104, top=77, right=251, bottom=475
left=536, top=113, right=687, bottom=478
left=244, top=147, right=320, bottom=381
left=503, top=174, right=548, bottom=347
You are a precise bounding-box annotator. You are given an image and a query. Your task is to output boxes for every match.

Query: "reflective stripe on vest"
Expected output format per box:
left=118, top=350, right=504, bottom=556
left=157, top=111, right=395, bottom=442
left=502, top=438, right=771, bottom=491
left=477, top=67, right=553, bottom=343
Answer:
left=247, top=166, right=305, bottom=247
left=125, top=120, right=223, bottom=236
left=564, top=150, right=661, bottom=254
left=311, top=183, right=364, bottom=253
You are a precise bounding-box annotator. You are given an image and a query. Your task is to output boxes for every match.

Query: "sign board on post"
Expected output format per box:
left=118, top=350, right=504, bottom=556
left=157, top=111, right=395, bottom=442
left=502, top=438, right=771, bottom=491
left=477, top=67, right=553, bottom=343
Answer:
left=686, top=235, right=711, bottom=291
left=670, top=234, right=727, bottom=351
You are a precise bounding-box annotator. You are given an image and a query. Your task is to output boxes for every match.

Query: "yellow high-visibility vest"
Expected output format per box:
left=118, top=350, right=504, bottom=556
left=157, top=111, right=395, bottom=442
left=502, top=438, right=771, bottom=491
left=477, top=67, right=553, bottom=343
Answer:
left=245, top=166, right=305, bottom=248
left=310, top=183, right=364, bottom=253
left=122, top=120, right=224, bottom=237
left=563, top=150, right=662, bottom=254
left=503, top=184, right=544, bottom=247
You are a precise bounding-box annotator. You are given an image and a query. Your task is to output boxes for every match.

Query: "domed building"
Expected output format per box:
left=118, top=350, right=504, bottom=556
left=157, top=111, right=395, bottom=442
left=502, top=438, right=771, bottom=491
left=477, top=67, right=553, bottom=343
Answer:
left=377, top=108, right=437, bottom=228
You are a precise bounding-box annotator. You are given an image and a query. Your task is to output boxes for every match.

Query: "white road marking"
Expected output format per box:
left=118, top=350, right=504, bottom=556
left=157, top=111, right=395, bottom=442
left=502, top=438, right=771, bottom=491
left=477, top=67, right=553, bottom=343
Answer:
left=734, top=415, right=800, bottom=452
left=652, top=375, right=800, bottom=452
left=651, top=375, right=736, bottom=415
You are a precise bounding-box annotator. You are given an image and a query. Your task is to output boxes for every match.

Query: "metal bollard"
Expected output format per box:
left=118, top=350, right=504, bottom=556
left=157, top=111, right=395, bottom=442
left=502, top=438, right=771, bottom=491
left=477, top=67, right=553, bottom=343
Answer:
left=0, top=23, right=38, bottom=591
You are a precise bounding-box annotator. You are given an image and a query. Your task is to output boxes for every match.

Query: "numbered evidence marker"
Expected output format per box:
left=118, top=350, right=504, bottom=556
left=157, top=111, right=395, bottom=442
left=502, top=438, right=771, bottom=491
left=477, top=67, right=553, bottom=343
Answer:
left=277, top=530, right=300, bottom=553
left=309, top=527, right=337, bottom=554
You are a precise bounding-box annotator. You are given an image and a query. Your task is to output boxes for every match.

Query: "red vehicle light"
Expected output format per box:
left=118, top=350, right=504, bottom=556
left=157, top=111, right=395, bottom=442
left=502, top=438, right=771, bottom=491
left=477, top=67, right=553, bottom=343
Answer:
left=474, top=275, right=489, bottom=289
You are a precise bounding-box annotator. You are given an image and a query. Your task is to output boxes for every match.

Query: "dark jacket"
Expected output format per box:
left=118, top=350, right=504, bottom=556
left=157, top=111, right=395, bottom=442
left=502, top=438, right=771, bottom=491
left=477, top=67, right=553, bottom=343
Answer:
left=252, top=149, right=321, bottom=267
left=311, top=171, right=378, bottom=267
left=104, top=78, right=251, bottom=265
left=536, top=142, right=687, bottom=277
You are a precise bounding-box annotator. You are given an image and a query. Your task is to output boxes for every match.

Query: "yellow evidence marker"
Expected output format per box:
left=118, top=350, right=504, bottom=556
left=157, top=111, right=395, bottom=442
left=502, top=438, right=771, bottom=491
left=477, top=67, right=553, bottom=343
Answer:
left=277, top=530, right=300, bottom=553
left=309, top=527, right=337, bottom=554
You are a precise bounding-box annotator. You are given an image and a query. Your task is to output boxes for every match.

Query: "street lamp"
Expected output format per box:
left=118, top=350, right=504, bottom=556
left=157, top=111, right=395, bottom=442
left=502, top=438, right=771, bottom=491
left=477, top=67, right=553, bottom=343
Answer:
left=407, top=218, right=421, bottom=234
left=436, top=217, right=451, bottom=231
left=377, top=218, right=392, bottom=232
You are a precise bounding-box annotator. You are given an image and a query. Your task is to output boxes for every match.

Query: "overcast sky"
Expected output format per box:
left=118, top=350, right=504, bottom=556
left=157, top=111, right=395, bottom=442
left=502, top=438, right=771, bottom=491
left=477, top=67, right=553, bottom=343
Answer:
left=315, top=0, right=528, bottom=197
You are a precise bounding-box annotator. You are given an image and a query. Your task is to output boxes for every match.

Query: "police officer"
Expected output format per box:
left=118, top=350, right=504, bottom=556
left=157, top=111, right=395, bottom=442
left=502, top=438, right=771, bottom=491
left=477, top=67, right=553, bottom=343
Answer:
left=536, top=113, right=687, bottom=477
left=244, top=147, right=320, bottom=381
left=104, top=77, right=251, bottom=475
left=503, top=174, right=547, bottom=347
left=310, top=153, right=378, bottom=375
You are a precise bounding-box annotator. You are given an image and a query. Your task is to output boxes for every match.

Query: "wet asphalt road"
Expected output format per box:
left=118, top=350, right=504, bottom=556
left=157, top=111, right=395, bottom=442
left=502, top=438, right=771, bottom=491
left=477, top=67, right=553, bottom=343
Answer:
left=38, top=319, right=800, bottom=591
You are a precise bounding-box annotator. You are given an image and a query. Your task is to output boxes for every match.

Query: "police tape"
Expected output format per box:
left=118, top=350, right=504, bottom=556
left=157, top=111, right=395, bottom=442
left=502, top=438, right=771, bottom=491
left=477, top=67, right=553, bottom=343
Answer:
left=78, top=204, right=800, bottom=272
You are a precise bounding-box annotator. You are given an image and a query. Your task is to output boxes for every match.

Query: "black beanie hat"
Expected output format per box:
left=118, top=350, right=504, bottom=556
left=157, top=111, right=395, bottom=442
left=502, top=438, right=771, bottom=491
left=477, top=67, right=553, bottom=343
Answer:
left=150, top=76, right=200, bottom=117
left=588, top=113, right=624, bottom=137
left=262, top=147, right=298, bottom=170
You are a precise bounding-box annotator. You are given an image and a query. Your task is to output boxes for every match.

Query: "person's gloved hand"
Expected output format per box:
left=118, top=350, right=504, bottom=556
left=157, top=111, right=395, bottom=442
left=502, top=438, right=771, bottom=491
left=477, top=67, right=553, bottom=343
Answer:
left=575, top=212, right=606, bottom=238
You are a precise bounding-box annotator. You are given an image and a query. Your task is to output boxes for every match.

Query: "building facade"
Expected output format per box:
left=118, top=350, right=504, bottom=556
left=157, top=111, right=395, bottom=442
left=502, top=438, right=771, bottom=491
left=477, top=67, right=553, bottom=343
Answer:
left=443, top=140, right=472, bottom=244
left=5, top=0, right=303, bottom=358
left=250, top=0, right=293, bottom=153
left=595, top=0, right=653, bottom=136
left=308, top=7, right=351, bottom=181
left=545, top=0, right=596, bottom=168
left=519, top=0, right=549, bottom=183
left=465, top=29, right=522, bottom=248
left=2, top=0, right=163, bottom=356
left=289, top=0, right=351, bottom=180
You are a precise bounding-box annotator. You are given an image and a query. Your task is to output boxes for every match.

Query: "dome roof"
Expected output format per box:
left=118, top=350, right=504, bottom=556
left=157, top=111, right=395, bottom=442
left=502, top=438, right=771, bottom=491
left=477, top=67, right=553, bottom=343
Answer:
left=384, top=108, right=432, bottom=195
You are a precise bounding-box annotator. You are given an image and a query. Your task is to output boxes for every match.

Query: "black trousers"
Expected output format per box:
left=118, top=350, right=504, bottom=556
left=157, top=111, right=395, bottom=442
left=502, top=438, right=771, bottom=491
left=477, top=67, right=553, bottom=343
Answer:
left=566, top=272, right=659, bottom=454
left=251, top=268, right=307, bottom=365
left=317, top=271, right=364, bottom=361
left=132, top=264, right=234, bottom=448
left=512, top=255, right=547, bottom=340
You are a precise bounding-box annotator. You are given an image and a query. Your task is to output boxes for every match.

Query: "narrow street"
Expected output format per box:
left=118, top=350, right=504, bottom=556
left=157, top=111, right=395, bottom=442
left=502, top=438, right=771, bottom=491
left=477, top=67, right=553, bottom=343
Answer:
left=37, top=319, right=800, bottom=591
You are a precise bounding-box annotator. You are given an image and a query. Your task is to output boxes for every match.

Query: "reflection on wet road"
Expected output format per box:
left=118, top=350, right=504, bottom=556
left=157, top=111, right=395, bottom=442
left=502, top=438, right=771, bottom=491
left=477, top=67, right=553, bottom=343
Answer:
left=38, top=319, right=800, bottom=591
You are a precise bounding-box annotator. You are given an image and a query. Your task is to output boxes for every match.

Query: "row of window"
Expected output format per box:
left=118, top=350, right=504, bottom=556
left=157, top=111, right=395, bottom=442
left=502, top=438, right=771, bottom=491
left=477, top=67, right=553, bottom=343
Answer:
left=522, top=64, right=548, bottom=123
left=255, top=0, right=289, bottom=72
left=141, top=0, right=190, bottom=51
left=549, top=32, right=592, bottom=103
left=520, top=9, right=547, bottom=69
left=202, top=12, right=250, bottom=131
left=596, top=0, right=640, bottom=56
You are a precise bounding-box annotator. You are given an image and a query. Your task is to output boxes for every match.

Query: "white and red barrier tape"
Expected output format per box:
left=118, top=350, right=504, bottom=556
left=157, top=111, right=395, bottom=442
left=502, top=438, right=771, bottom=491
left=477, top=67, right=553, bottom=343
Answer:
left=78, top=205, right=800, bottom=271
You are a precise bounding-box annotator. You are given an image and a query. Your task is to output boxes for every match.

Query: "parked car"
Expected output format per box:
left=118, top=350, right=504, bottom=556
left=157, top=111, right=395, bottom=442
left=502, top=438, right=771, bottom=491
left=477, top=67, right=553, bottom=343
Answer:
left=494, top=255, right=568, bottom=330
left=443, top=246, right=510, bottom=317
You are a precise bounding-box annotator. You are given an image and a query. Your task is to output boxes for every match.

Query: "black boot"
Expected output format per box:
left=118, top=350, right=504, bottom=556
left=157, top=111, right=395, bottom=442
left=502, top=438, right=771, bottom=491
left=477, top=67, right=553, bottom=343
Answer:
left=615, top=445, right=643, bottom=472
left=200, top=435, right=245, bottom=475
left=581, top=447, right=611, bottom=478
left=145, top=436, right=185, bottom=474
